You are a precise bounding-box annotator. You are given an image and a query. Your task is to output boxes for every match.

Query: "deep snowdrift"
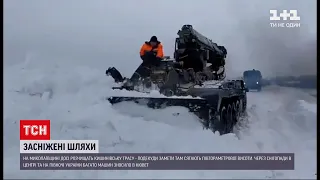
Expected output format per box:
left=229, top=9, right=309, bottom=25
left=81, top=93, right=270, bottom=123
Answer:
left=4, top=60, right=316, bottom=179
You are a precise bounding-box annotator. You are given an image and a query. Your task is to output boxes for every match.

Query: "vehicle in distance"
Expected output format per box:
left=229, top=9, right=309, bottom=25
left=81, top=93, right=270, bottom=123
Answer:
left=243, top=69, right=262, bottom=91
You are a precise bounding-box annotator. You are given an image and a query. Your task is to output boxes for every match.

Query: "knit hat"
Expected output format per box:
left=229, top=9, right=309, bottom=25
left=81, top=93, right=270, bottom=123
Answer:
left=150, top=36, right=158, bottom=42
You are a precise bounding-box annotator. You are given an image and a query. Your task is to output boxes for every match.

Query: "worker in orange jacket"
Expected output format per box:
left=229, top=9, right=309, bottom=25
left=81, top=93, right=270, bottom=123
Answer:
left=125, top=36, right=165, bottom=86
left=106, top=36, right=164, bottom=86
left=139, top=36, right=164, bottom=66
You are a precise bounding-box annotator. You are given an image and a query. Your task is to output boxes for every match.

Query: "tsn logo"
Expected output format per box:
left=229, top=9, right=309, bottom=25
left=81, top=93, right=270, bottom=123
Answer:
left=20, top=120, right=51, bottom=140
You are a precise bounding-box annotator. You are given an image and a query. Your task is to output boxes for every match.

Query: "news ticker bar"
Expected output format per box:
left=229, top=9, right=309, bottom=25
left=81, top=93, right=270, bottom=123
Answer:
left=20, top=153, right=294, bottom=170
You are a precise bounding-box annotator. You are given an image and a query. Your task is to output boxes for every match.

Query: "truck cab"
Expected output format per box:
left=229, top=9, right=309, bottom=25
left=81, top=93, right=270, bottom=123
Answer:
left=243, top=69, right=262, bottom=91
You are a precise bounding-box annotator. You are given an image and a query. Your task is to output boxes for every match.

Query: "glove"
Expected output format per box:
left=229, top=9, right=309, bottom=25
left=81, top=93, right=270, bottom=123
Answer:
left=156, top=57, right=163, bottom=61
left=145, top=51, right=156, bottom=56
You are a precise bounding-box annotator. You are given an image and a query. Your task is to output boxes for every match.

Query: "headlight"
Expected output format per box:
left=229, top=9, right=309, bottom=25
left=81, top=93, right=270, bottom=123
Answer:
left=256, top=82, right=259, bottom=84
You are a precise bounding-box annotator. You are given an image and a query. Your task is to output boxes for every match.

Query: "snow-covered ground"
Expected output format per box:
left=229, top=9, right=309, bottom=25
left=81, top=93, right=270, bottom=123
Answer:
left=4, top=59, right=316, bottom=179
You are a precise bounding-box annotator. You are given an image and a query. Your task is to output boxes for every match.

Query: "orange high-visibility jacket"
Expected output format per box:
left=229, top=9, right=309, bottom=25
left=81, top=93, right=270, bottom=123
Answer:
left=139, top=42, right=164, bottom=58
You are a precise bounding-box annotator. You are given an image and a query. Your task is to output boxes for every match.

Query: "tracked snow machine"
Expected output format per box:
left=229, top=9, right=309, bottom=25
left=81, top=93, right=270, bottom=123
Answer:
left=106, top=25, right=248, bottom=135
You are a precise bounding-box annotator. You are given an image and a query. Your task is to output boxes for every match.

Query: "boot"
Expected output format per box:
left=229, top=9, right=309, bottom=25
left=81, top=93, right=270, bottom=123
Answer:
left=106, top=67, right=124, bottom=83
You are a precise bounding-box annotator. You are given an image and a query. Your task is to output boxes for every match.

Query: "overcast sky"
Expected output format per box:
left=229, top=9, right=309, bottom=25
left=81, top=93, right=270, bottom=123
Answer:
left=4, top=0, right=316, bottom=77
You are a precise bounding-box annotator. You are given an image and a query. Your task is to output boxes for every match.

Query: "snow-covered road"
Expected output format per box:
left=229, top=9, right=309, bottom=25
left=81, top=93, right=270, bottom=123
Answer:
left=4, top=62, right=316, bottom=179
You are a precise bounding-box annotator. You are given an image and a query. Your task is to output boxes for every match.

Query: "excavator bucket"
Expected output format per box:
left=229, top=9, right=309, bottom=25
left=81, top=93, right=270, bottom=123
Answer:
left=107, top=96, right=209, bottom=112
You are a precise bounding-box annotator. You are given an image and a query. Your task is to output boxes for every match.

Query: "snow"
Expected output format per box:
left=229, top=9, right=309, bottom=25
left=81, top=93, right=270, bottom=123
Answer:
left=4, top=58, right=316, bottom=179
left=194, top=80, right=222, bottom=88
left=299, top=100, right=317, bottom=114
left=109, top=89, right=202, bottom=99
left=237, top=87, right=317, bottom=179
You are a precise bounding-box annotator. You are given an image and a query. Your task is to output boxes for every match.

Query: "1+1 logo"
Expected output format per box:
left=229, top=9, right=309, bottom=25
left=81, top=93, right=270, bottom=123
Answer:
left=269, top=10, right=301, bottom=28
left=20, top=120, right=51, bottom=140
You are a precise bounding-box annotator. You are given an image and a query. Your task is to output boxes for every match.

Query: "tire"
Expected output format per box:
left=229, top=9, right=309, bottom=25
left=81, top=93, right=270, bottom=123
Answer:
left=242, top=98, right=247, bottom=113
left=199, top=109, right=210, bottom=129
left=232, top=102, right=238, bottom=125
left=226, top=104, right=233, bottom=133
left=208, top=109, right=216, bottom=131
left=239, top=99, right=244, bottom=114
left=219, top=104, right=233, bottom=135
left=218, top=106, right=227, bottom=135
left=235, top=100, right=240, bottom=118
